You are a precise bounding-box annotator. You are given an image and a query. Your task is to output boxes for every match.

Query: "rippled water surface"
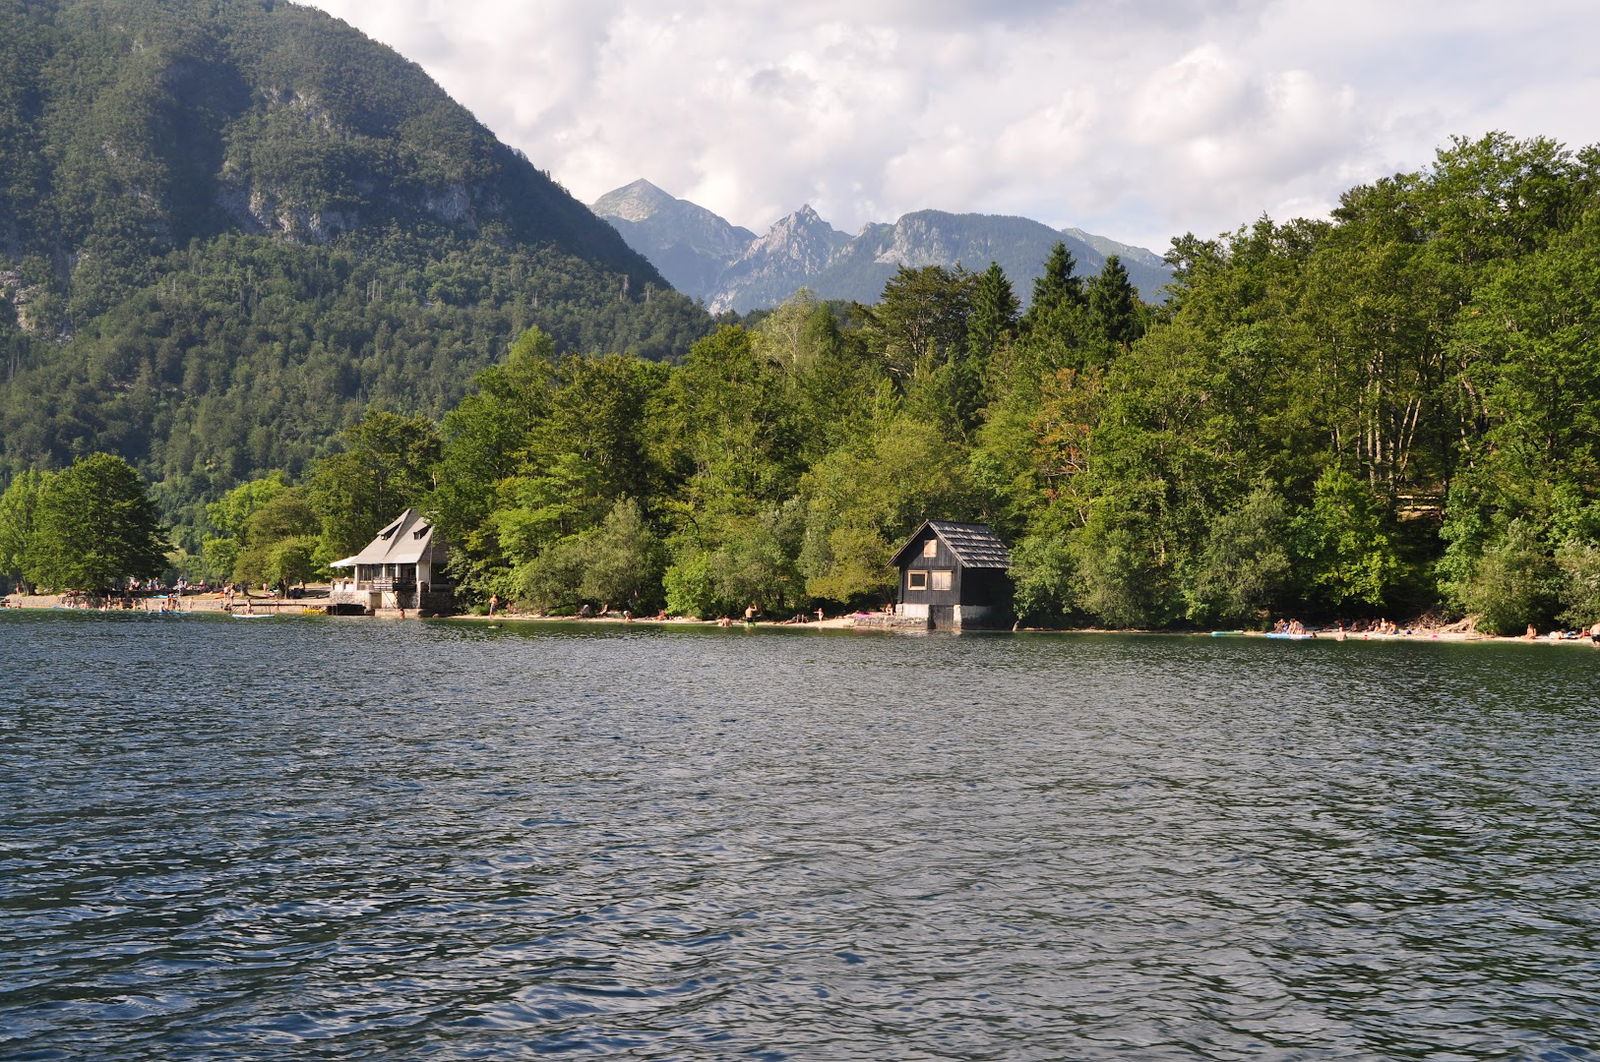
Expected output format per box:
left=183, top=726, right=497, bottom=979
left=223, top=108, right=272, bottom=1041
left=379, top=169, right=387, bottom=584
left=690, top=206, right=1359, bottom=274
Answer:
left=3, top=611, right=1599, bottom=1060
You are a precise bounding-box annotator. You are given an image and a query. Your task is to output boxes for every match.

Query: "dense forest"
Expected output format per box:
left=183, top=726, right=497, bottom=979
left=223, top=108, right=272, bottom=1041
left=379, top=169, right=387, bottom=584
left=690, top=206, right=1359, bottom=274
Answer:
left=0, top=0, right=714, bottom=535
left=31, top=131, right=1580, bottom=636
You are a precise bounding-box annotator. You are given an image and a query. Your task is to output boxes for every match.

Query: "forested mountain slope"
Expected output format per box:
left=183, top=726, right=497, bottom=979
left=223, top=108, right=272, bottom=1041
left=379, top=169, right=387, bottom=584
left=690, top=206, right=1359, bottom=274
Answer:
left=0, top=0, right=711, bottom=525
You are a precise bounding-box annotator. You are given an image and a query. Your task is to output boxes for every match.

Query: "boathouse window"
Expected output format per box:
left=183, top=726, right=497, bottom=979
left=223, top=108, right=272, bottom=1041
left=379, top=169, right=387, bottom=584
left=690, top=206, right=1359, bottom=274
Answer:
left=930, top=570, right=953, bottom=591
left=907, top=571, right=928, bottom=590
left=922, top=539, right=938, bottom=558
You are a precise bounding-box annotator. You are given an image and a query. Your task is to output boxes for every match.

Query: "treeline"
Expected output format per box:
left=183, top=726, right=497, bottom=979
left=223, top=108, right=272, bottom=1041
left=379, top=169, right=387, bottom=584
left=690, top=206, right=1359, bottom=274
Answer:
left=9, top=133, right=1600, bottom=635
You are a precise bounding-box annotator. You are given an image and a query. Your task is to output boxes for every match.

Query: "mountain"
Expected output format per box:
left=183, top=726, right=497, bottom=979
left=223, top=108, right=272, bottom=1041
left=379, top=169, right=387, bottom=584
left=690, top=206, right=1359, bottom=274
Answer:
left=0, top=0, right=712, bottom=522
left=808, top=211, right=1173, bottom=313
left=592, top=185, right=1175, bottom=314
left=709, top=205, right=852, bottom=314
left=592, top=180, right=756, bottom=297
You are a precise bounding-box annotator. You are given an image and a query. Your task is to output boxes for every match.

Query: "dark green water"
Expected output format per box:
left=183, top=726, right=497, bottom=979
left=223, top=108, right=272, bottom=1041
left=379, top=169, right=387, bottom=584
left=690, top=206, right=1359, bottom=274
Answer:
left=3, top=611, right=1598, bottom=1060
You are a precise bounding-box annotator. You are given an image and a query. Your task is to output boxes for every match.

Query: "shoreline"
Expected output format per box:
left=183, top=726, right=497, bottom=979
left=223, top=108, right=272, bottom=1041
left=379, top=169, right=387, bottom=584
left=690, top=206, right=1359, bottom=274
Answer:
left=7, top=592, right=1598, bottom=647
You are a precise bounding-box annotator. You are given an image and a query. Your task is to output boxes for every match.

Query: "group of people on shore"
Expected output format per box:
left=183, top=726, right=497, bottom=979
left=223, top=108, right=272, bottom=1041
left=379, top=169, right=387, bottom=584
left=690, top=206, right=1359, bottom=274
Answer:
left=1271, top=617, right=1416, bottom=639
left=1525, top=621, right=1600, bottom=643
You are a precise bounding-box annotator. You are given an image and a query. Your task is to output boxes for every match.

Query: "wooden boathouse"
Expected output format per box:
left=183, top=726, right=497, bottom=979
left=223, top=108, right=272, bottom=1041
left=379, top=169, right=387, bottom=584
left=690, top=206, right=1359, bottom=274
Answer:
left=877, top=520, right=1013, bottom=630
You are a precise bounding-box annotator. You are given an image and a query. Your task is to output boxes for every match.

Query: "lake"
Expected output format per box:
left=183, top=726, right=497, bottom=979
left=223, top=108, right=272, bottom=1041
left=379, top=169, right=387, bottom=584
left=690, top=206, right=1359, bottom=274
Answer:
left=3, top=610, right=1598, bottom=1060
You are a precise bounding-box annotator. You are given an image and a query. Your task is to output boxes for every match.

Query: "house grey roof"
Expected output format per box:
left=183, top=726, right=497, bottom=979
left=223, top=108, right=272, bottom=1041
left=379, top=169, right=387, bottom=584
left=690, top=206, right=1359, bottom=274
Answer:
left=330, top=508, right=443, bottom=568
left=891, top=520, right=1012, bottom=569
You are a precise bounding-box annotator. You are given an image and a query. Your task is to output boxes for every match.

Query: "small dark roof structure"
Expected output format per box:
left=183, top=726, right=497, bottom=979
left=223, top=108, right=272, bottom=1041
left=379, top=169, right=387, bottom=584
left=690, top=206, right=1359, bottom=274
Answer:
left=890, top=520, right=1012, bottom=570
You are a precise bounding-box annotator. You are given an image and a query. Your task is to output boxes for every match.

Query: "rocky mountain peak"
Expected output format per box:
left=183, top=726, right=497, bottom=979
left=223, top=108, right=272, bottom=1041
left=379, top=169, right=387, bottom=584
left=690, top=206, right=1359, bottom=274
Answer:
left=749, top=205, right=847, bottom=262
left=592, top=179, right=677, bottom=223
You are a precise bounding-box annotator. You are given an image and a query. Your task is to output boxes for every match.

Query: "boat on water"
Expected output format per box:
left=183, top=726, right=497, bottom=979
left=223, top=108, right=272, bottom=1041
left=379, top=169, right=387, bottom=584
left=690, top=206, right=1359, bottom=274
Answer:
left=1209, top=630, right=1244, bottom=637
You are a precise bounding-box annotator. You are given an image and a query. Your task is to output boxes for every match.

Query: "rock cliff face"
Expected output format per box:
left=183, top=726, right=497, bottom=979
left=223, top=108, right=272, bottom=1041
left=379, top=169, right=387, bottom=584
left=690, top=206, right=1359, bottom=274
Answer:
left=593, top=185, right=1175, bottom=313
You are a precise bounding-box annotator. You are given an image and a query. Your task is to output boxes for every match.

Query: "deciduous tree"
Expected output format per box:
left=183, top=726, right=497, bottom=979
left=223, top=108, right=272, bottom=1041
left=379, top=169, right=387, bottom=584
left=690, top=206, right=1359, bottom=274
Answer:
left=24, top=454, right=166, bottom=590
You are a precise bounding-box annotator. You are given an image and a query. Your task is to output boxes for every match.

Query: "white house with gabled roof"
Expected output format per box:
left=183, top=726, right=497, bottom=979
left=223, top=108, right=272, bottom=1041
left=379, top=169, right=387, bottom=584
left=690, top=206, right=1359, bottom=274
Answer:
left=328, top=508, right=452, bottom=615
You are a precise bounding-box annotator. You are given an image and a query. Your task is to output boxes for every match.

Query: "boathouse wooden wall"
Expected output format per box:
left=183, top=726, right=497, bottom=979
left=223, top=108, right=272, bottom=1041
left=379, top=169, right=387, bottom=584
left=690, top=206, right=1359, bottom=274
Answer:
left=893, top=523, right=1013, bottom=630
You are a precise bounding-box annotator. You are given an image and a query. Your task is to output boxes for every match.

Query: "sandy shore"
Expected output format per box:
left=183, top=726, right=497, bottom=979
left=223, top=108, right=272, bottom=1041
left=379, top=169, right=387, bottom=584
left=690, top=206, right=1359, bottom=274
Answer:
left=2, top=591, right=343, bottom=617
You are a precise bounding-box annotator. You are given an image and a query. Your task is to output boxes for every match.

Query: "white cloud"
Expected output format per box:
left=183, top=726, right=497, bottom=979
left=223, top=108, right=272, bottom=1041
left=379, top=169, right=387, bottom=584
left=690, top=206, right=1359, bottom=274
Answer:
left=302, top=0, right=1600, bottom=255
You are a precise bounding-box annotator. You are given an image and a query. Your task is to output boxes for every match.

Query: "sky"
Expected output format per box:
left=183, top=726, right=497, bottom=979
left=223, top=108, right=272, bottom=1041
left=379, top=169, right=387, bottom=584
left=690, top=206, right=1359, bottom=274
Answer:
left=301, top=0, right=1600, bottom=254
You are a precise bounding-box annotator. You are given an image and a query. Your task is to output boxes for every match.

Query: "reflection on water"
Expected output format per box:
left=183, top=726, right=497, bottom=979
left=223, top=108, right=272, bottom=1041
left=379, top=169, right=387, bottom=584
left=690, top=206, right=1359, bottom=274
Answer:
left=3, top=612, right=1598, bottom=1059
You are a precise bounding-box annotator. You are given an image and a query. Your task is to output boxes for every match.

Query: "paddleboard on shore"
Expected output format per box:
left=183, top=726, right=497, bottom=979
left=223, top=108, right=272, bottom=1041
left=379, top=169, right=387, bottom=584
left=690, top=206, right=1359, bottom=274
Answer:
left=1210, top=630, right=1244, bottom=636
left=1266, top=632, right=1314, bottom=640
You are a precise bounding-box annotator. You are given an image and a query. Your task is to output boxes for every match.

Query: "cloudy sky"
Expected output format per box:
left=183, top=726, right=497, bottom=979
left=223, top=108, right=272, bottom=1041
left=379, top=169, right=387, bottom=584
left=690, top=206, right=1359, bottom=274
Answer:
left=302, top=0, right=1599, bottom=254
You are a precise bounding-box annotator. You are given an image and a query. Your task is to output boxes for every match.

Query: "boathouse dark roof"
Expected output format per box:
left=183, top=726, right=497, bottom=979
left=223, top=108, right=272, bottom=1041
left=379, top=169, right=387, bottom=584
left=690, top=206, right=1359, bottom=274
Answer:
left=890, top=521, right=1012, bottom=569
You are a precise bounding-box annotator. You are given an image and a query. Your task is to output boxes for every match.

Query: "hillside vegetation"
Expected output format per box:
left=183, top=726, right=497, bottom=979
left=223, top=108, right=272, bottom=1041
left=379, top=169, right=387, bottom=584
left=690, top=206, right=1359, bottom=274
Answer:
left=0, top=0, right=712, bottom=532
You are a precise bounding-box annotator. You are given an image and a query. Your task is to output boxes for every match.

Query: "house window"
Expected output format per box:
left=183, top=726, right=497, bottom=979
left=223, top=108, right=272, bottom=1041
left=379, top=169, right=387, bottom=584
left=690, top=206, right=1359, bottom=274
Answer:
left=907, top=570, right=928, bottom=591
left=922, top=539, right=938, bottom=557
left=930, top=570, right=953, bottom=591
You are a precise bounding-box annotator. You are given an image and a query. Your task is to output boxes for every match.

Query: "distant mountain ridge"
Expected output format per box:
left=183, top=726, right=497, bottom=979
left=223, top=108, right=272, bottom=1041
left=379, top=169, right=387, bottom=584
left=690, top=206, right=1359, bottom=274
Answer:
left=592, top=180, right=1174, bottom=313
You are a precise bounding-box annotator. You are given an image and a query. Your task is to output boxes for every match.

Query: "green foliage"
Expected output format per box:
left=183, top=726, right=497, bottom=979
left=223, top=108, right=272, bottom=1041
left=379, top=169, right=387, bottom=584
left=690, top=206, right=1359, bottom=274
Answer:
left=23, top=453, right=166, bottom=589
left=1182, top=484, right=1292, bottom=626
left=1087, top=255, right=1144, bottom=351
left=800, top=415, right=982, bottom=606
left=232, top=486, right=320, bottom=584
left=861, top=265, right=976, bottom=383
left=665, top=325, right=801, bottom=510
left=1555, top=541, right=1600, bottom=629
left=206, top=472, right=290, bottom=539
left=12, top=108, right=1600, bottom=629
left=198, top=534, right=241, bottom=583
left=1458, top=520, right=1560, bottom=635
left=1293, top=468, right=1406, bottom=610
left=574, top=498, right=665, bottom=612
left=1008, top=504, right=1079, bottom=624
left=310, top=409, right=440, bottom=558
left=967, top=261, right=1019, bottom=370
left=0, top=469, right=46, bottom=591
left=0, top=0, right=712, bottom=538
left=663, top=505, right=805, bottom=618
left=1071, top=488, right=1178, bottom=628
left=518, top=498, right=664, bottom=613
left=1025, top=242, right=1086, bottom=325
left=662, top=550, right=718, bottom=618
left=251, top=535, right=320, bottom=589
